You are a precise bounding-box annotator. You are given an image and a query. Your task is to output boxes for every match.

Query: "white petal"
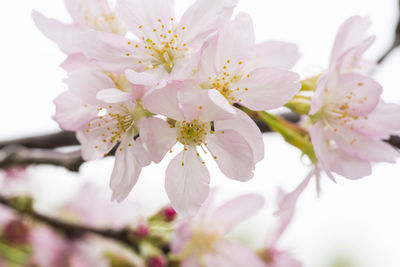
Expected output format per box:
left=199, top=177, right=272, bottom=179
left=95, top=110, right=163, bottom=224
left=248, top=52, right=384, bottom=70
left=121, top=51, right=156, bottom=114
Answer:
left=165, top=148, right=210, bottom=217
left=206, top=130, right=254, bottom=181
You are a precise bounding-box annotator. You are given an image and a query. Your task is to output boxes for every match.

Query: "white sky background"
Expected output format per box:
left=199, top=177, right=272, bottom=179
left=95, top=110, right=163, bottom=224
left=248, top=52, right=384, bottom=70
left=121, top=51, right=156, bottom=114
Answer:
left=1, top=0, right=400, bottom=266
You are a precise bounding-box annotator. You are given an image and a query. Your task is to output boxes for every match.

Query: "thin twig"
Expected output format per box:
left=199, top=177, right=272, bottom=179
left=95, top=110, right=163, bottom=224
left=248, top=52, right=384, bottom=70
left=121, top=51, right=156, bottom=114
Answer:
left=377, top=0, right=400, bottom=64
left=0, top=196, right=140, bottom=253
left=0, top=132, right=78, bottom=150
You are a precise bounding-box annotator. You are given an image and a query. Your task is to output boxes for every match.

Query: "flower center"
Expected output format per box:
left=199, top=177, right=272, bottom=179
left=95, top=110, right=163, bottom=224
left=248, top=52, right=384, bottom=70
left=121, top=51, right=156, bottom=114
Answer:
left=105, top=72, right=131, bottom=92
left=129, top=18, right=189, bottom=73
left=200, top=59, right=248, bottom=104
left=175, top=120, right=212, bottom=147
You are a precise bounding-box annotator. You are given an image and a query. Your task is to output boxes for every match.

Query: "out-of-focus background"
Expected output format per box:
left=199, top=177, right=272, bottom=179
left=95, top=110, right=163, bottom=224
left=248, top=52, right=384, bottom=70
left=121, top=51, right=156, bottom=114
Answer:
left=0, top=0, right=399, bottom=266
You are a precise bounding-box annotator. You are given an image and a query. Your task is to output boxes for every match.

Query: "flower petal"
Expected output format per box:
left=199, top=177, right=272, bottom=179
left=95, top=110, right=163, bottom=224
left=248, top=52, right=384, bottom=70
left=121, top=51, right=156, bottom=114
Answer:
left=214, top=108, right=264, bottom=163
left=32, top=10, right=80, bottom=54
left=198, top=89, right=236, bottom=122
left=116, top=0, right=175, bottom=42
left=110, top=133, right=143, bottom=202
left=66, top=69, right=115, bottom=106
left=215, top=12, right=254, bottom=71
left=204, top=239, right=266, bottom=267
left=140, top=117, right=178, bottom=163
left=125, top=69, right=160, bottom=86
left=250, top=40, right=300, bottom=70
left=211, top=194, right=264, bottom=234
left=330, top=16, right=372, bottom=65
left=178, top=0, right=238, bottom=49
left=80, top=31, right=141, bottom=73
left=165, top=148, right=210, bottom=217
left=206, top=130, right=254, bottom=181
left=331, top=73, right=382, bottom=116
left=53, top=91, right=99, bottom=131
left=142, top=82, right=184, bottom=121
left=236, top=67, right=300, bottom=111
left=96, top=89, right=132, bottom=103
left=60, top=53, right=93, bottom=72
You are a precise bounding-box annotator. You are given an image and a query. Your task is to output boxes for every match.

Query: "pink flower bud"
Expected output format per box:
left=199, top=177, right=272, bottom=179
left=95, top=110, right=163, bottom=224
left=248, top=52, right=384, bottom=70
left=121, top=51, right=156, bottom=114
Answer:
left=162, top=206, right=177, bottom=222
left=3, top=219, right=29, bottom=245
left=147, top=256, right=166, bottom=267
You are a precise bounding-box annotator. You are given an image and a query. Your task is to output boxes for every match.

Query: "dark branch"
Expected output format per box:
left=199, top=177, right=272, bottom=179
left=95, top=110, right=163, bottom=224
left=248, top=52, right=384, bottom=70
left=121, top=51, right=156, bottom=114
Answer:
left=0, top=195, right=140, bottom=253
left=0, top=131, right=78, bottom=150
left=377, top=0, right=400, bottom=64
left=0, top=146, right=84, bottom=172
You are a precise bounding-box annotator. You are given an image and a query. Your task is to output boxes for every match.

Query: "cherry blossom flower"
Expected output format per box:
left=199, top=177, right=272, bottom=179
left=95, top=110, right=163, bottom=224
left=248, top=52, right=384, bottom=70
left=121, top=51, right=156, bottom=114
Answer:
left=53, top=68, right=152, bottom=202
left=79, top=0, right=238, bottom=79
left=308, top=16, right=400, bottom=179
left=61, top=183, right=144, bottom=230
left=196, top=12, right=301, bottom=110
left=32, top=0, right=125, bottom=53
left=170, top=191, right=266, bottom=267
left=141, top=81, right=263, bottom=216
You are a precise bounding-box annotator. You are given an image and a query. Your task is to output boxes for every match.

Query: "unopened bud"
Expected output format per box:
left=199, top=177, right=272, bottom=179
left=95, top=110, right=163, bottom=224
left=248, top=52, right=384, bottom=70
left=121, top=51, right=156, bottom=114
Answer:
left=161, top=206, right=176, bottom=222
left=3, top=219, right=29, bottom=245
left=147, top=256, right=166, bottom=267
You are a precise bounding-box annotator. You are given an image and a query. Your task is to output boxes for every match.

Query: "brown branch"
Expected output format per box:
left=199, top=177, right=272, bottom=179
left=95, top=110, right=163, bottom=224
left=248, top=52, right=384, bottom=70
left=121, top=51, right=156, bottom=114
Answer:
left=377, top=0, right=400, bottom=64
left=0, top=145, right=84, bottom=172
left=0, top=195, right=140, bottom=253
left=0, top=131, right=78, bottom=150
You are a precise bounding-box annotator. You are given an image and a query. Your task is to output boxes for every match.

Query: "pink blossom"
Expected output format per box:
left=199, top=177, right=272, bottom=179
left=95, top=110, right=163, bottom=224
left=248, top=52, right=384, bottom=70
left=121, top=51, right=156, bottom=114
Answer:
left=53, top=68, right=152, bottom=202
left=32, top=0, right=126, bottom=71
left=309, top=16, right=400, bottom=179
left=79, top=0, right=238, bottom=79
left=170, top=191, right=266, bottom=267
left=141, top=82, right=263, bottom=216
left=61, top=183, right=143, bottom=230
left=197, top=12, right=301, bottom=110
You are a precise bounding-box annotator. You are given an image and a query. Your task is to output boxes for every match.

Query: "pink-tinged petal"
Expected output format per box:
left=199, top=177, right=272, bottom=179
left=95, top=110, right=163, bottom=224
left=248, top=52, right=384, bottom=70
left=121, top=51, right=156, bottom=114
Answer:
left=142, top=82, right=184, bottom=121
left=336, top=36, right=375, bottom=73
left=309, top=71, right=330, bottom=115
left=171, top=220, right=193, bottom=254
left=215, top=12, right=254, bottom=71
left=76, top=118, right=118, bottom=160
left=125, top=69, right=160, bottom=86
left=165, top=148, right=210, bottom=217
left=198, top=89, right=236, bottom=122
left=204, top=240, right=267, bottom=267
left=206, top=130, right=254, bottom=182
left=178, top=0, right=238, bottom=49
left=328, top=125, right=399, bottom=163
left=331, top=73, right=382, bottom=116
left=181, top=256, right=202, bottom=267
left=96, top=89, right=132, bottom=103
left=274, top=170, right=314, bottom=245
left=268, top=249, right=302, bottom=267
left=110, top=133, right=143, bottom=202
left=328, top=149, right=372, bottom=179
left=116, top=0, right=175, bottom=41
left=211, top=194, right=264, bottom=234
left=309, top=122, right=335, bottom=178
left=354, top=101, right=400, bottom=138
left=177, top=82, right=202, bottom=122
left=66, top=69, right=115, bottom=106
left=140, top=117, right=178, bottom=163
left=330, top=16, right=372, bottom=65
left=250, top=41, right=300, bottom=70
left=80, top=31, right=141, bottom=73
left=236, top=67, right=301, bottom=111
left=32, top=10, right=81, bottom=54
left=197, top=36, right=218, bottom=80
left=30, top=227, right=70, bottom=267
left=53, top=91, right=98, bottom=131
left=214, top=108, right=264, bottom=163
left=60, top=53, right=94, bottom=72
left=65, top=0, right=113, bottom=29
left=64, top=182, right=142, bottom=230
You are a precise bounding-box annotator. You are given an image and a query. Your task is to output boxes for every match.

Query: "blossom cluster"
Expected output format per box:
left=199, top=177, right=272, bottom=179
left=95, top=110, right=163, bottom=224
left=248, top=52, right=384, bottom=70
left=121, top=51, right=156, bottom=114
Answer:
left=33, top=0, right=400, bottom=220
